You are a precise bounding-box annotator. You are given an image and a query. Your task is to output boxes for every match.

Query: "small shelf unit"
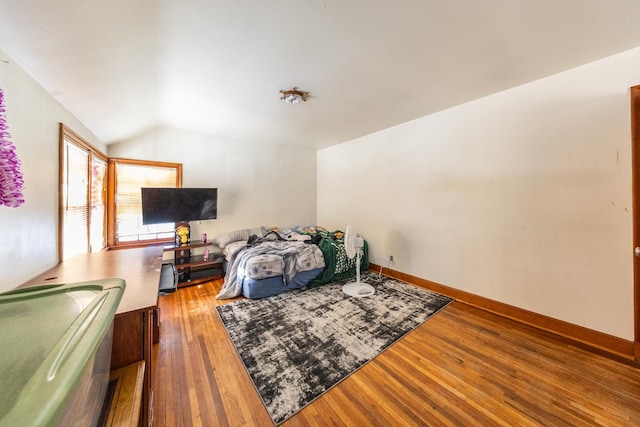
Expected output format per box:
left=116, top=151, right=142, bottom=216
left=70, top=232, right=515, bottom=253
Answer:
left=163, top=242, right=224, bottom=287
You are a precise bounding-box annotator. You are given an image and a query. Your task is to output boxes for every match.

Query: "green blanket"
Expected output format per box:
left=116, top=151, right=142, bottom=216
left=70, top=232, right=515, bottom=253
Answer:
left=307, top=230, right=369, bottom=288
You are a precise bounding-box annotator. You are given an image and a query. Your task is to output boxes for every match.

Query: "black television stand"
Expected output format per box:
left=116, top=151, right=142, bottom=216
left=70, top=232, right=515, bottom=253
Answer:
left=163, top=242, right=224, bottom=287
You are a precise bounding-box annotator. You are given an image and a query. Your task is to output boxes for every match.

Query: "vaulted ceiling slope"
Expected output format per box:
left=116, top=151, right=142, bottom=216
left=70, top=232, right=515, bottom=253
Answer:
left=1, top=1, right=640, bottom=149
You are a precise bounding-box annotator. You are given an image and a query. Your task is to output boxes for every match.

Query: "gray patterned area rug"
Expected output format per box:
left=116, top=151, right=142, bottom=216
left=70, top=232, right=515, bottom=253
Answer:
left=215, top=272, right=453, bottom=425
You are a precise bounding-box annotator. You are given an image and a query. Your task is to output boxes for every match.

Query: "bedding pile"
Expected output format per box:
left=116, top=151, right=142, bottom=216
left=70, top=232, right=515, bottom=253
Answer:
left=213, top=226, right=368, bottom=299
left=217, top=238, right=325, bottom=299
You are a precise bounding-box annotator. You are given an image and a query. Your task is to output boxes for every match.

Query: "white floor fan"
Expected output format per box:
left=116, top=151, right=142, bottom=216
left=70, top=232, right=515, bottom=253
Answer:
left=342, top=225, right=375, bottom=298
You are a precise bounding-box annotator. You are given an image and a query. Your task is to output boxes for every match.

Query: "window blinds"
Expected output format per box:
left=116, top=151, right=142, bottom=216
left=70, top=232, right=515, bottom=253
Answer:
left=62, top=140, right=90, bottom=259
left=114, top=163, right=178, bottom=243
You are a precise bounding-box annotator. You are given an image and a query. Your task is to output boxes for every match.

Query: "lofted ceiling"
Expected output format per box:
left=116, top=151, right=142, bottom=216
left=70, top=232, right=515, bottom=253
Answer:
left=1, top=1, right=640, bottom=149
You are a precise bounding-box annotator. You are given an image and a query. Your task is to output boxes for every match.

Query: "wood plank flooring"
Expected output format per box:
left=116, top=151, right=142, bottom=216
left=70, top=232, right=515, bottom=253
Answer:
left=152, top=278, right=640, bottom=426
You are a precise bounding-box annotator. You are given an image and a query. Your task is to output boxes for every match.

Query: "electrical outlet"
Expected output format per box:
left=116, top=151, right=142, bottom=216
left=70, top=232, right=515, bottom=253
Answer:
left=389, top=255, right=394, bottom=263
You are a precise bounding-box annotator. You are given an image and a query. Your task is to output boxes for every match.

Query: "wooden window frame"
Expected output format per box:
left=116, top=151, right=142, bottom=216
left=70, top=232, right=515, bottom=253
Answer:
left=106, top=158, right=183, bottom=249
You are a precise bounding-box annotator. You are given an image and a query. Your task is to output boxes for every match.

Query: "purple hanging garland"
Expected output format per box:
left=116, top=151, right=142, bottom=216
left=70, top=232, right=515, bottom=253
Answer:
left=0, top=88, right=25, bottom=207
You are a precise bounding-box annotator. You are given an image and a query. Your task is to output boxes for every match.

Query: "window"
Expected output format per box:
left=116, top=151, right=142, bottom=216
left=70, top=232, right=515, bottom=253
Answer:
left=107, top=158, right=182, bottom=247
left=60, top=124, right=183, bottom=256
left=59, top=125, right=107, bottom=260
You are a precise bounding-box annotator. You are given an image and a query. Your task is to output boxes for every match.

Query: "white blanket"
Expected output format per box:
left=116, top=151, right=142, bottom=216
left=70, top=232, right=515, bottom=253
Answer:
left=216, top=240, right=325, bottom=299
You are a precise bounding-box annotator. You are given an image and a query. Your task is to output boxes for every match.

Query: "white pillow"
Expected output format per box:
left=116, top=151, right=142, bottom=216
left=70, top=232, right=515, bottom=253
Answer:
left=213, top=226, right=265, bottom=248
left=213, top=229, right=249, bottom=248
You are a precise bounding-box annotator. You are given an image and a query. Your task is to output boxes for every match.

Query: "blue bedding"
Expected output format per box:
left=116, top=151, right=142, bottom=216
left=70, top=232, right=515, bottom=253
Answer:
left=216, top=227, right=367, bottom=299
left=240, top=267, right=324, bottom=299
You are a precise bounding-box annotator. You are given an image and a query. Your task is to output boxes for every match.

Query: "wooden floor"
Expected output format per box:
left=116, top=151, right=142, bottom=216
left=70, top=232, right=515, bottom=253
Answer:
left=152, top=278, right=640, bottom=426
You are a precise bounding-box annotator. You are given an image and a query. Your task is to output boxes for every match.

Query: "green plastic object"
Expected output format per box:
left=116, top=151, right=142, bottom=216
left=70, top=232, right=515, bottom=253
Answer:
left=0, top=278, right=125, bottom=427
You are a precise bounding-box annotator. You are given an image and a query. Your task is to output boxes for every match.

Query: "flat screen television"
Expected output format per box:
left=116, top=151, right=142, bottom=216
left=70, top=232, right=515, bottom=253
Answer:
left=141, top=187, right=218, bottom=225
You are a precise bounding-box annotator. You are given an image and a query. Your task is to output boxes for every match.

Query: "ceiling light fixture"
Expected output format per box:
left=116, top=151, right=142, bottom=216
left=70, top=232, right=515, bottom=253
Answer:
left=280, top=87, right=309, bottom=104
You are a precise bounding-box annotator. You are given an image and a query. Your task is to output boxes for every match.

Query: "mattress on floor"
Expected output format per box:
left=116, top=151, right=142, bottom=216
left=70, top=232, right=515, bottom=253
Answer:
left=231, top=241, right=322, bottom=282
left=241, top=267, right=324, bottom=299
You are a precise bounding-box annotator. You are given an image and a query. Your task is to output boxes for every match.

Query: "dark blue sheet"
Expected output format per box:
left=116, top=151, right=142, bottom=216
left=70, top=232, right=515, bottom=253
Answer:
left=240, top=267, right=324, bottom=299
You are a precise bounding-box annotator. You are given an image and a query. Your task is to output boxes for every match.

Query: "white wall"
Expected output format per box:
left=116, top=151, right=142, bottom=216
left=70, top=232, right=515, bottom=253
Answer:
left=107, top=126, right=317, bottom=247
left=0, top=48, right=105, bottom=292
left=318, top=47, right=640, bottom=340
